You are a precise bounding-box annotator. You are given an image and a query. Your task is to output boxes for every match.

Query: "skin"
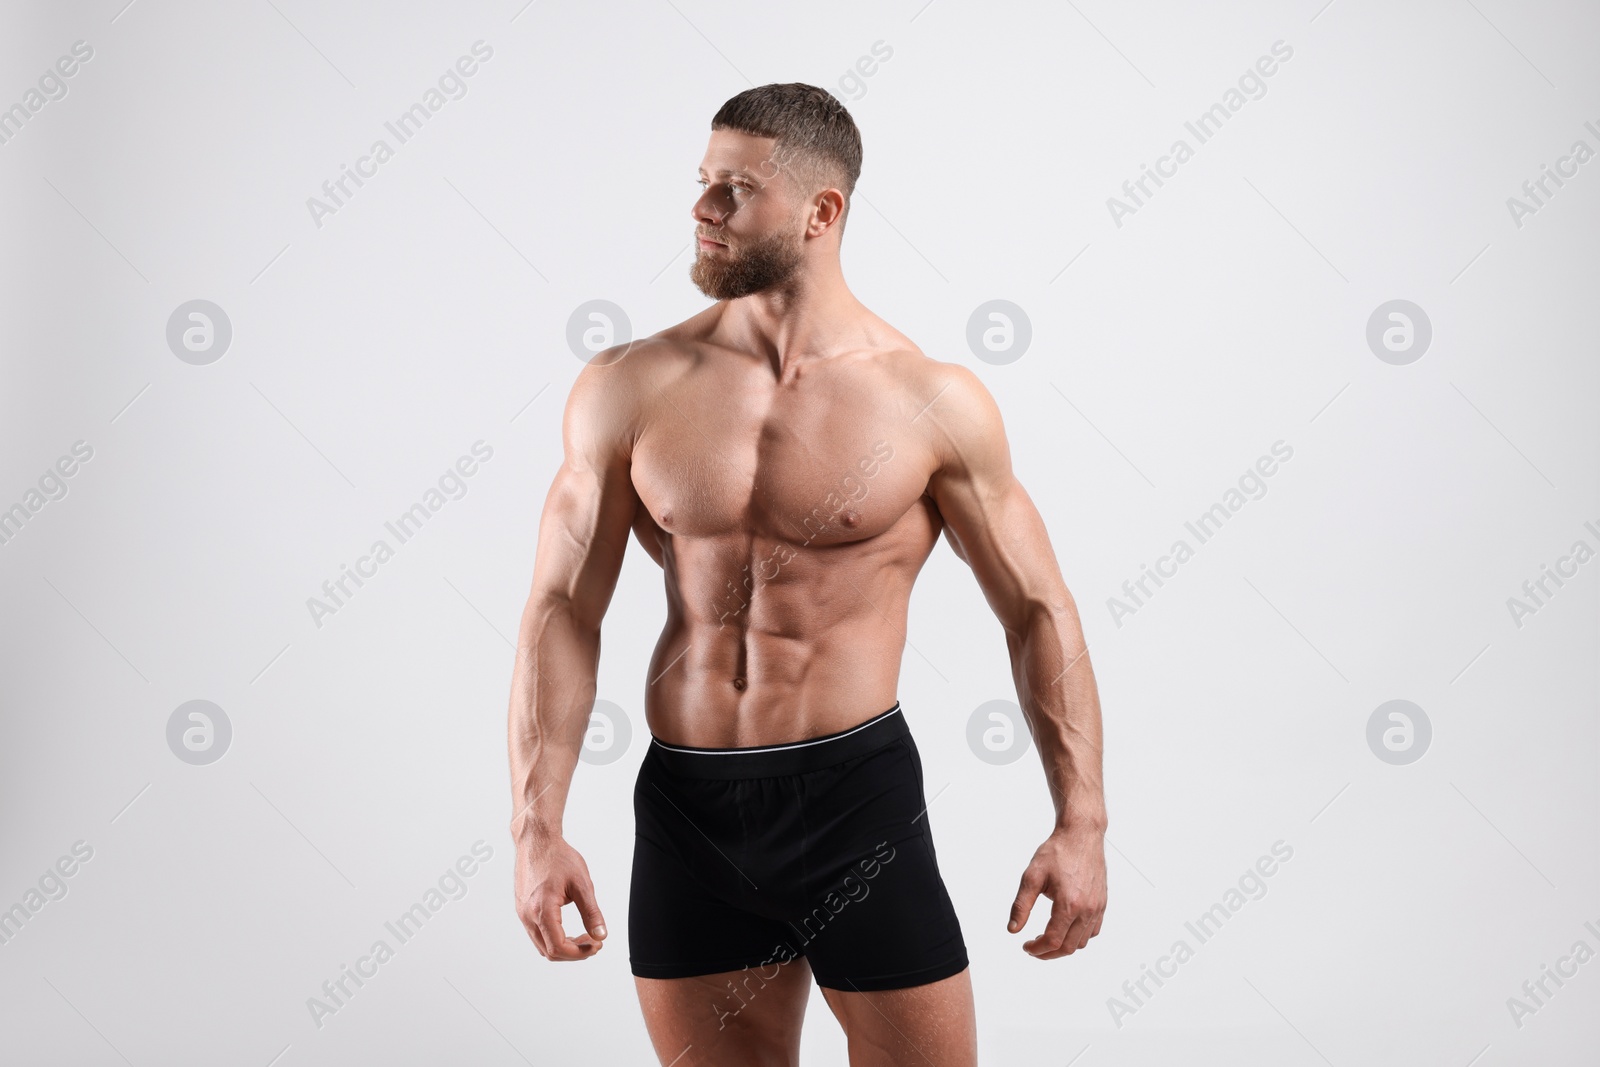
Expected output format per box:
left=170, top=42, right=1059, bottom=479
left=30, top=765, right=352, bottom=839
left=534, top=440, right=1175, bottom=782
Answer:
left=508, top=127, right=1108, bottom=1066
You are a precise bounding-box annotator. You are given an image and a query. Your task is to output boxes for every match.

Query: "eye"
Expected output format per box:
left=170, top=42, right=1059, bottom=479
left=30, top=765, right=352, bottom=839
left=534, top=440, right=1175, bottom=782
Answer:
left=697, top=178, right=749, bottom=196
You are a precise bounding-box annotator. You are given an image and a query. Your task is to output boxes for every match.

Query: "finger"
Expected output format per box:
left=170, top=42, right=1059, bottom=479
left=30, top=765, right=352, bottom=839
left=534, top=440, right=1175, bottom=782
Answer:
left=1008, top=870, right=1045, bottom=934
left=536, top=898, right=598, bottom=961
left=571, top=876, right=608, bottom=941
left=1071, top=911, right=1098, bottom=951
left=1022, top=894, right=1075, bottom=956
left=1034, top=914, right=1095, bottom=960
left=523, top=908, right=550, bottom=958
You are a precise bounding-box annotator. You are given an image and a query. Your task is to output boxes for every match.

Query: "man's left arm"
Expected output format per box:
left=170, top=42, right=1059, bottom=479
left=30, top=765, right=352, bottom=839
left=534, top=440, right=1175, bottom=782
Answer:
left=923, top=363, right=1108, bottom=959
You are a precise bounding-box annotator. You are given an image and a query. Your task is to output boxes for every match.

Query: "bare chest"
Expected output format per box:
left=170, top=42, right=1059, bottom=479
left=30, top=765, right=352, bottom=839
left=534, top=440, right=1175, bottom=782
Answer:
left=630, top=365, right=929, bottom=546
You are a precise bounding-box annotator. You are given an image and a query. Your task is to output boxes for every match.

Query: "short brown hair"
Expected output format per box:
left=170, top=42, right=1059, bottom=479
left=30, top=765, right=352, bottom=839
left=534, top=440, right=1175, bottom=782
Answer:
left=711, top=82, right=862, bottom=229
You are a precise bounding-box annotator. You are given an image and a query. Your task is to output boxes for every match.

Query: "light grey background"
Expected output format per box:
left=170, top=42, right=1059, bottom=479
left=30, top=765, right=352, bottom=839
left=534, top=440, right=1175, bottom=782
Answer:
left=2, top=0, right=1596, bottom=1064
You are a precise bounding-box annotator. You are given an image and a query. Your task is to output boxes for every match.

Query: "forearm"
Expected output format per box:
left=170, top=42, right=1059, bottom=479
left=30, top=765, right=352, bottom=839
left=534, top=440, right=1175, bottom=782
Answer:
left=1009, top=595, right=1106, bottom=835
left=507, top=596, right=600, bottom=844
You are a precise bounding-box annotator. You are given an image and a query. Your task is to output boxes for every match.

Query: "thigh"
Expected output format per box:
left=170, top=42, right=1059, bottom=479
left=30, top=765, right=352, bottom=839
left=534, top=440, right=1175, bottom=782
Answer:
left=794, top=740, right=968, bottom=993
left=818, top=967, right=976, bottom=1067
left=629, top=827, right=798, bottom=980
left=795, top=830, right=967, bottom=993
left=634, top=956, right=813, bottom=1067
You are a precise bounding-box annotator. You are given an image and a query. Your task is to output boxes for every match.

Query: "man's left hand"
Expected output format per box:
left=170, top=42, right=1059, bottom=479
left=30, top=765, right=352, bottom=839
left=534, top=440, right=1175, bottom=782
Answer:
left=1007, top=826, right=1107, bottom=958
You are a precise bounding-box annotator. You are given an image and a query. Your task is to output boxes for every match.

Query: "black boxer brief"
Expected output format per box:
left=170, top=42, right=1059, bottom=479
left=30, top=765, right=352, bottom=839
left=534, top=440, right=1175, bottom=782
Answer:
left=628, top=701, right=968, bottom=992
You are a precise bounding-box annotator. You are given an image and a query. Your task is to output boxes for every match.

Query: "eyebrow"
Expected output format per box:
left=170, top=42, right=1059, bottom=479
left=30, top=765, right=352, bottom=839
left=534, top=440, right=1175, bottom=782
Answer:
left=697, top=166, right=760, bottom=181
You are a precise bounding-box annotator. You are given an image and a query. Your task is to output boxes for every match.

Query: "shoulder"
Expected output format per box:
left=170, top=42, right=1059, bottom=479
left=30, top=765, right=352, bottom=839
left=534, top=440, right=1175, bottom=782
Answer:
left=564, top=301, right=738, bottom=446
left=882, top=352, right=1007, bottom=471
left=563, top=335, right=693, bottom=463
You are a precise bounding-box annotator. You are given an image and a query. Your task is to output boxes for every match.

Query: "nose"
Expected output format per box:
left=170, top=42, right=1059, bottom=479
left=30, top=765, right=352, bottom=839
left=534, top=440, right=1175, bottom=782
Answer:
left=691, top=191, right=725, bottom=228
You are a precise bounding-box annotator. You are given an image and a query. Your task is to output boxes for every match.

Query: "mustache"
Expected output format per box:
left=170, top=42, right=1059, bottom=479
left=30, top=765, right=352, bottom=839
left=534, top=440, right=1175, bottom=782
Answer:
left=696, top=230, right=728, bottom=244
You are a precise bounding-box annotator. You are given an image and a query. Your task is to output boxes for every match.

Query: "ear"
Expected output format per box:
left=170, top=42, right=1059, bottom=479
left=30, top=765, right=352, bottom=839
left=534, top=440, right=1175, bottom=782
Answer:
left=808, top=187, right=846, bottom=237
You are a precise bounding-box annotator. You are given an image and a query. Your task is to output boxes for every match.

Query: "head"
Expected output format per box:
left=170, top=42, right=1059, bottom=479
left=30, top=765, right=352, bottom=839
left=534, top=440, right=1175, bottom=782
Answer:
left=690, top=83, right=862, bottom=300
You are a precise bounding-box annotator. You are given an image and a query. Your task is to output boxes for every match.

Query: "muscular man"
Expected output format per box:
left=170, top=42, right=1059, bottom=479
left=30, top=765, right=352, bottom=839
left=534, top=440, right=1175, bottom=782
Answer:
left=507, top=82, right=1107, bottom=1066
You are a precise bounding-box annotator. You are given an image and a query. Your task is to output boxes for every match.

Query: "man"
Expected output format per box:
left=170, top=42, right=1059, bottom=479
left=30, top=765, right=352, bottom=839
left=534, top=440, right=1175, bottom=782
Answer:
left=507, top=82, right=1107, bottom=1066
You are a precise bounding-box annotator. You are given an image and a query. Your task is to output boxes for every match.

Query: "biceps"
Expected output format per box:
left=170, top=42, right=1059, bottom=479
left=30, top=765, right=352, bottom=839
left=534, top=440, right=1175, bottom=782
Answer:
left=528, top=458, right=637, bottom=631
left=926, top=492, right=970, bottom=564
left=941, top=522, right=970, bottom=564
left=942, top=478, right=1065, bottom=629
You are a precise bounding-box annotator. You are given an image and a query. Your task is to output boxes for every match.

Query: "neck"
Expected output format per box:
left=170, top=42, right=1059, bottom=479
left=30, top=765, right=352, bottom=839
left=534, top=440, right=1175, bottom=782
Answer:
left=715, top=255, right=864, bottom=377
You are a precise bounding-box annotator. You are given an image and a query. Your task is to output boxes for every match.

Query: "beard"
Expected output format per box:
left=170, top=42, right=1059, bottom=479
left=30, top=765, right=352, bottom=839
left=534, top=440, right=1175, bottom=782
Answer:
left=689, top=227, right=805, bottom=300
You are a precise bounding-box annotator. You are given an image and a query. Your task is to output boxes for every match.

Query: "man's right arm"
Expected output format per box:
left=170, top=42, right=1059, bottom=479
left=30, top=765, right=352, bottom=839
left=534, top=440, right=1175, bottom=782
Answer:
left=508, top=355, right=639, bottom=961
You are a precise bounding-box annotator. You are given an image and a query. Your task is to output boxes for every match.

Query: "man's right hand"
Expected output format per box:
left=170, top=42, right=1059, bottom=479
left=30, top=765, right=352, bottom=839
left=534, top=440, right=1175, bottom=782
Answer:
left=514, top=835, right=608, bottom=961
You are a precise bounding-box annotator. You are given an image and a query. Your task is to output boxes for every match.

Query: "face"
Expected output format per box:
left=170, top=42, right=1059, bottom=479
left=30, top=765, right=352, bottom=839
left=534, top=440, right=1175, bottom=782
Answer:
left=690, top=129, right=808, bottom=300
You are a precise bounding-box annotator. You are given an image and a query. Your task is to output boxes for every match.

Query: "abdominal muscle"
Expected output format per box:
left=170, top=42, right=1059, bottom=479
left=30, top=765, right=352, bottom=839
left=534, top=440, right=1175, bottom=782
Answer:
left=640, top=505, right=941, bottom=749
